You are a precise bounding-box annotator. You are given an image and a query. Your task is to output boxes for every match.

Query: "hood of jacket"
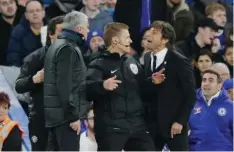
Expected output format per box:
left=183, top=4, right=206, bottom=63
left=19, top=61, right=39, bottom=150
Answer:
left=167, top=0, right=189, bottom=17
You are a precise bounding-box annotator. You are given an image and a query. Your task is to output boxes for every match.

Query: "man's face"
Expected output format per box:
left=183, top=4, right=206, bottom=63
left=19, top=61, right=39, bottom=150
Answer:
left=201, top=73, right=221, bottom=97
left=199, top=27, right=216, bottom=45
left=84, top=0, right=100, bottom=11
left=115, top=29, right=132, bottom=54
left=209, top=10, right=227, bottom=27
left=226, top=88, right=233, bottom=101
left=25, top=1, right=45, bottom=24
left=0, top=103, right=9, bottom=121
left=141, top=30, right=151, bottom=51
left=85, top=110, right=94, bottom=132
left=50, top=23, right=63, bottom=43
left=197, top=55, right=213, bottom=73
left=147, top=28, right=167, bottom=50
left=224, top=47, right=233, bottom=66
left=78, top=21, right=90, bottom=40
left=215, top=66, right=230, bottom=82
left=90, top=36, right=104, bottom=52
left=0, top=0, right=17, bottom=18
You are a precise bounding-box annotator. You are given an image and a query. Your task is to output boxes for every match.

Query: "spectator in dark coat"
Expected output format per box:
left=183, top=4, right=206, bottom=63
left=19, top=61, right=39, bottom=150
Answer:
left=206, top=3, right=228, bottom=55
left=0, top=0, right=25, bottom=65
left=6, top=0, right=45, bottom=67
left=15, top=16, right=64, bottom=151
left=113, top=0, right=167, bottom=53
left=176, top=17, right=222, bottom=63
left=167, top=0, right=194, bottom=41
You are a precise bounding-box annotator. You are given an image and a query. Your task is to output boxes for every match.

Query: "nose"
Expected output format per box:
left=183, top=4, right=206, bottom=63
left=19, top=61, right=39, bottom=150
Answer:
left=202, top=80, right=209, bottom=86
left=129, top=38, right=132, bottom=44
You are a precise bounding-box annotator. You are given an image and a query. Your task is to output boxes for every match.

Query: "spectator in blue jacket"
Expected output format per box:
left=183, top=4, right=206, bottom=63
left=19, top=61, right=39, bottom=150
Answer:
left=80, top=0, right=113, bottom=32
left=189, top=69, right=233, bottom=151
left=6, top=0, right=45, bottom=67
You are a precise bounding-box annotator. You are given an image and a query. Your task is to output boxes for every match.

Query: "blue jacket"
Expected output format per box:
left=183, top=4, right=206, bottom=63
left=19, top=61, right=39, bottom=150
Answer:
left=189, top=89, right=233, bottom=151
left=6, top=21, right=42, bottom=67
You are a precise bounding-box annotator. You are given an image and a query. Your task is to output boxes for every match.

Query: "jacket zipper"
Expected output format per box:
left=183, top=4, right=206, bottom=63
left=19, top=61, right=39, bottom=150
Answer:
left=120, top=57, right=128, bottom=117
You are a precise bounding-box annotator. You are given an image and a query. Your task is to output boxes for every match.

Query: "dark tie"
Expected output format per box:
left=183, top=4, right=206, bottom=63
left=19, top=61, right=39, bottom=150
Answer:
left=152, top=55, right=157, bottom=72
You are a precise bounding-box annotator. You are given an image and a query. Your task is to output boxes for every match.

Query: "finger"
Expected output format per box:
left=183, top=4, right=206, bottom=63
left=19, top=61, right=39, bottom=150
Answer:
left=111, top=75, right=117, bottom=80
left=114, top=84, right=118, bottom=87
left=158, top=68, right=165, bottom=74
left=113, top=80, right=122, bottom=84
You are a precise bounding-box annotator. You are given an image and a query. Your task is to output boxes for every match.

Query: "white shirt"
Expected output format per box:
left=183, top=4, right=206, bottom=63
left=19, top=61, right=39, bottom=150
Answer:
left=202, top=91, right=221, bottom=106
left=151, top=48, right=168, bottom=71
left=79, top=131, right=97, bottom=151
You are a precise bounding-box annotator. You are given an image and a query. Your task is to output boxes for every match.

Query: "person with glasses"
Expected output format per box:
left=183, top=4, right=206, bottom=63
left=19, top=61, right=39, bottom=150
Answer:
left=44, top=11, right=89, bottom=151
left=6, top=0, right=45, bottom=67
left=79, top=105, right=97, bottom=151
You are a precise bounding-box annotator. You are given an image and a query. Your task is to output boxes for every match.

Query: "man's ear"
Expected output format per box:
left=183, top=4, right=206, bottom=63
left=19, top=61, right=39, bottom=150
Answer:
left=112, top=36, right=118, bottom=44
left=207, top=15, right=213, bottom=19
left=162, top=38, right=169, bottom=45
left=218, top=83, right=222, bottom=90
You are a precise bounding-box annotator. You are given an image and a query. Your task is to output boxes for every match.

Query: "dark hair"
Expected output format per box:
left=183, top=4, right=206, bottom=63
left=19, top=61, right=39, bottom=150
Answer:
left=224, top=41, right=233, bottom=53
left=195, top=49, right=214, bottom=62
left=46, top=16, right=64, bottom=46
left=25, top=0, right=44, bottom=10
left=140, top=26, right=151, bottom=52
left=203, top=69, right=222, bottom=83
left=0, top=92, right=10, bottom=108
left=150, top=21, right=176, bottom=49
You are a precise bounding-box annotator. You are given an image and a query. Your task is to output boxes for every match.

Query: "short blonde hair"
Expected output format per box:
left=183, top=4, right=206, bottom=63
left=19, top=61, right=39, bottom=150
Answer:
left=103, top=22, right=129, bottom=48
left=205, top=3, right=226, bottom=16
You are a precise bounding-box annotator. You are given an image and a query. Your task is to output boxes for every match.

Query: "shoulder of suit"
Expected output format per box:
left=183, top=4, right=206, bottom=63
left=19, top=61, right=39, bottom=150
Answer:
left=171, top=49, right=189, bottom=61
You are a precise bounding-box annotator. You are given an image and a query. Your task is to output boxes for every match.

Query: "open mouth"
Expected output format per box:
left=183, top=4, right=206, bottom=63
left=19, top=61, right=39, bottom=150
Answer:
left=203, top=88, right=210, bottom=91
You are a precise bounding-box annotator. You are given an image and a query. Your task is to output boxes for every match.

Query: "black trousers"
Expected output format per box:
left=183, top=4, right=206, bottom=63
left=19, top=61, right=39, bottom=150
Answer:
left=28, top=118, right=48, bottom=151
left=95, top=129, right=155, bottom=151
left=46, top=122, right=80, bottom=151
left=152, top=132, right=189, bottom=151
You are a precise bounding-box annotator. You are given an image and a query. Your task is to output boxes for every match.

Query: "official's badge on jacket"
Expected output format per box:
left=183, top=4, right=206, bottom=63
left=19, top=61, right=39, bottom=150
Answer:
left=129, top=64, right=138, bottom=75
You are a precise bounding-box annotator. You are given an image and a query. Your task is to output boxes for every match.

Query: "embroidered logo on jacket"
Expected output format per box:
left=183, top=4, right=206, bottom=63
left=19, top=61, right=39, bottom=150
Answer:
left=194, top=107, right=202, bottom=114
left=218, top=107, right=227, bottom=116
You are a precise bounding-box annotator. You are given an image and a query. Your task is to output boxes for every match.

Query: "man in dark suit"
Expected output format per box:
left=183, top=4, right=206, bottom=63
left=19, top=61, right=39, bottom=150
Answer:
left=143, top=21, right=196, bottom=151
